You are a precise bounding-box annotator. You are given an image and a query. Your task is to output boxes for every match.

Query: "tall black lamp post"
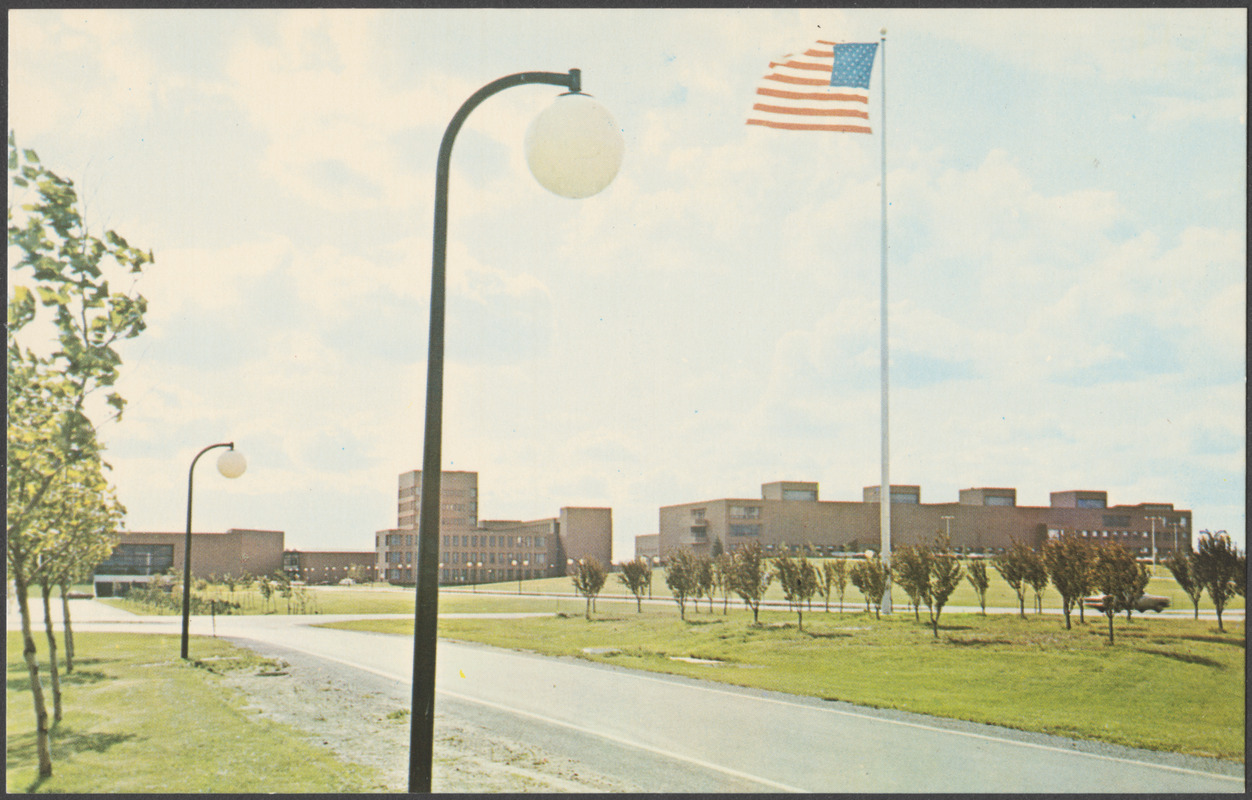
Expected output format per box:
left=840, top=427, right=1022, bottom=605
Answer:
left=408, top=68, right=622, bottom=793
left=181, top=442, right=246, bottom=660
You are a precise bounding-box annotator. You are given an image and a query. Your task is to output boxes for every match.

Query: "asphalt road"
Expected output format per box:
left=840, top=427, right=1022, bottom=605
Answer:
left=14, top=599, right=1244, bottom=793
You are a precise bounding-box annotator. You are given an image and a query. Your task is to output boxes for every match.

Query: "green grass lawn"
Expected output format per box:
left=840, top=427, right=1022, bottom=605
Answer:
left=327, top=606, right=1245, bottom=762
left=5, top=631, right=384, bottom=794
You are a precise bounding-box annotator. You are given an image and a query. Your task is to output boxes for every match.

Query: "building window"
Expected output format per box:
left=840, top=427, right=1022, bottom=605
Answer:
left=96, top=544, right=175, bottom=576
left=1077, top=498, right=1106, bottom=509
left=985, top=495, right=1013, bottom=506
left=691, top=508, right=706, bottom=521
left=730, top=506, right=761, bottom=520
left=782, top=489, right=817, bottom=501
left=730, top=524, right=761, bottom=537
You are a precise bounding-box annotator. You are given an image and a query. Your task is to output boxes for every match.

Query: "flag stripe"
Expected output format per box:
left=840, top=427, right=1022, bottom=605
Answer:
left=751, top=103, right=869, bottom=120
left=746, top=119, right=873, bottom=134
left=746, top=39, right=879, bottom=134
left=756, top=87, right=868, bottom=104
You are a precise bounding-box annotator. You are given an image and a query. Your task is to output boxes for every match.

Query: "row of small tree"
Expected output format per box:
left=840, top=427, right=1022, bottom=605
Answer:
left=572, top=531, right=1244, bottom=647
left=8, top=134, right=153, bottom=780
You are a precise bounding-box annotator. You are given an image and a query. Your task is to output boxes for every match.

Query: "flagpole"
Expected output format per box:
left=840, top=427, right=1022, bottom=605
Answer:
left=878, top=28, right=893, bottom=614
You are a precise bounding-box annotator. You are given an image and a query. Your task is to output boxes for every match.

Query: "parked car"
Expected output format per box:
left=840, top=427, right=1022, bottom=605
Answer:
left=1082, top=593, right=1170, bottom=613
left=338, top=578, right=356, bottom=586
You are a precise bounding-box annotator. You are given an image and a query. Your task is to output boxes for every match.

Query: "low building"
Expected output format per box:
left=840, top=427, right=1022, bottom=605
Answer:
left=376, top=470, right=613, bottom=585
left=92, top=528, right=285, bottom=597
left=657, top=481, right=1192, bottom=559
left=633, top=534, right=660, bottom=561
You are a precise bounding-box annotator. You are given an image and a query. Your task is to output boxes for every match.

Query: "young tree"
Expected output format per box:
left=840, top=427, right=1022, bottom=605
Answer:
left=1124, top=563, right=1151, bottom=623
left=1162, top=549, right=1203, bottom=620
left=892, top=544, right=932, bottom=621
left=258, top=576, right=274, bottom=612
left=665, top=549, right=699, bottom=621
left=570, top=558, right=608, bottom=620
left=965, top=558, right=990, bottom=615
left=850, top=554, right=889, bottom=619
left=1091, top=543, right=1140, bottom=645
left=1023, top=547, right=1049, bottom=614
left=617, top=558, right=651, bottom=613
left=824, top=559, right=849, bottom=613
left=7, top=135, right=152, bottom=779
left=31, top=459, right=122, bottom=719
left=921, top=536, right=964, bottom=638
left=729, top=540, right=771, bottom=624
left=993, top=541, right=1031, bottom=618
left=773, top=553, right=818, bottom=631
left=1044, top=535, right=1094, bottom=630
left=713, top=552, right=734, bottom=614
left=1235, top=551, right=1246, bottom=600
left=694, top=556, right=715, bottom=613
left=1193, top=531, right=1242, bottom=632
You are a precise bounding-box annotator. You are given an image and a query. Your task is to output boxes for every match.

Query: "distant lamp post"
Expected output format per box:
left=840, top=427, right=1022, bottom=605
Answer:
left=941, top=515, right=954, bottom=541
left=408, top=68, right=621, bottom=795
left=181, top=442, right=246, bottom=660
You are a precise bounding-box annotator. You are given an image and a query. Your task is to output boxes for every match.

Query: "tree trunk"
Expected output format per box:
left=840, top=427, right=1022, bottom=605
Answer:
left=797, top=609, right=803, bottom=632
left=1105, top=611, right=1115, bottom=645
left=16, top=579, right=54, bottom=778
left=59, top=583, right=75, bottom=673
left=1062, top=601, right=1071, bottom=630
left=40, top=583, right=63, bottom=722
left=584, top=595, right=591, bottom=621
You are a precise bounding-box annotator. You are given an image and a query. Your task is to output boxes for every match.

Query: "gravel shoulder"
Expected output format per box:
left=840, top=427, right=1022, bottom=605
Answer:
left=219, top=641, right=638, bottom=793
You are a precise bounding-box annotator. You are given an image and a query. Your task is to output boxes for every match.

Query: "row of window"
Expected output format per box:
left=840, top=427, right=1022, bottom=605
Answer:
left=446, top=552, right=548, bottom=567
left=383, top=566, right=540, bottom=583
left=443, top=533, right=545, bottom=549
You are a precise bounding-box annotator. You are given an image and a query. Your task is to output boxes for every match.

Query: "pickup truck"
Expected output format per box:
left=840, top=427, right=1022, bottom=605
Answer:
left=1082, top=593, right=1170, bottom=613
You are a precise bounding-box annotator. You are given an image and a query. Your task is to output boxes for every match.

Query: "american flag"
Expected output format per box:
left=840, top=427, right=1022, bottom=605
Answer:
left=747, top=40, right=879, bottom=133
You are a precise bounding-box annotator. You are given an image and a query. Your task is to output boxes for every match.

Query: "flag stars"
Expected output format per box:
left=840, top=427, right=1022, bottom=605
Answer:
left=830, top=43, right=878, bottom=90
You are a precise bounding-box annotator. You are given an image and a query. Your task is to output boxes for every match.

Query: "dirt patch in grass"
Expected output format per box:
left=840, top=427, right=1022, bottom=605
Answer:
left=221, top=654, right=637, bottom=793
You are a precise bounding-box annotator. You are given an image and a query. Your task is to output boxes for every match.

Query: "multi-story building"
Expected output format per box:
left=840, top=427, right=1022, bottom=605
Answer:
left=376, top=470, right=613, bottom=585
left=653, top=481, right=1192, bottom=560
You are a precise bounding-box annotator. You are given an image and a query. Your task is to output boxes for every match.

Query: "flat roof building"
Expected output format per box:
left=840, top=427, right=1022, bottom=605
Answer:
left=93, top=528, right=285, bottom=597
left=377, top=470, right=613, bottom=585
left=652, top=481, right=1192, bottom=560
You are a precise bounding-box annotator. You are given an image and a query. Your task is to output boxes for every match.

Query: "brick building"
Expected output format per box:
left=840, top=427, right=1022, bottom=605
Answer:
left=652, top=481, right=1191, bottom=560
left=376, top=470, right=613, bottom=585
left=92, top=528, right=285, bottom=597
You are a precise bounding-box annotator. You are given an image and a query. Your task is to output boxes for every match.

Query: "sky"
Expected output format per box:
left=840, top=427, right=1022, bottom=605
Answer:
left=8, top=8, right=1246, bottom=558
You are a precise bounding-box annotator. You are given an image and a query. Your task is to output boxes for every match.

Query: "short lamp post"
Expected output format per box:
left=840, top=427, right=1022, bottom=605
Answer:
left=408, top=68, right=621, bottom=794
left=181, top=442, right=246, bottom=660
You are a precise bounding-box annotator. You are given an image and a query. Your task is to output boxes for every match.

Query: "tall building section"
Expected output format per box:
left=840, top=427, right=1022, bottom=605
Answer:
left=653, top=480, right=1192, bottom=561
left=376, top=470, right=613, bottom=585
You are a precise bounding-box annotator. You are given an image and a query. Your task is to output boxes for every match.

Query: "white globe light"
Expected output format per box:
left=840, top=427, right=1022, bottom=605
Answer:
left=525, top=93, right=623, bottom=199
left=217, top=449, right=247, bottom=479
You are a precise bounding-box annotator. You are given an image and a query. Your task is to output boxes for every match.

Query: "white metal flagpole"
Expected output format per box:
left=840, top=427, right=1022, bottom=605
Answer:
left=878, top=28, right=893, bottom=614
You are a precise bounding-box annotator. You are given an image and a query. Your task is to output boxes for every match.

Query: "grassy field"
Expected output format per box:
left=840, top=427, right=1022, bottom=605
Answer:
left=5, top=631, right=384, bottom=794
left=327, top=606, right=1245, bottom=762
